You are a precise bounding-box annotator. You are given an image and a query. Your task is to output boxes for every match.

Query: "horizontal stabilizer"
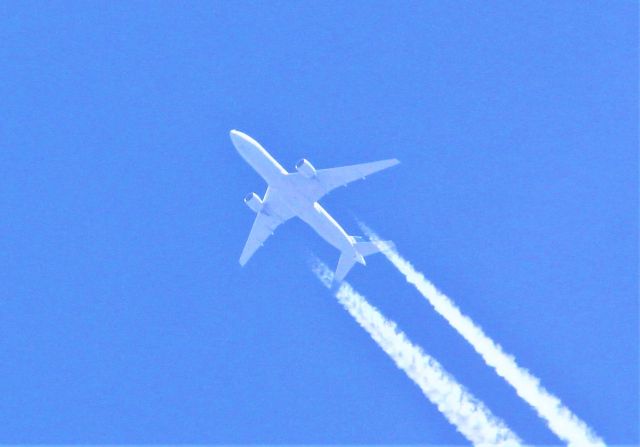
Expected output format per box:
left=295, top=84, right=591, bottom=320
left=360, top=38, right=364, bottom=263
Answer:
left=355, top=240, right=395, bottom=257
left=335, top=252, right=358, bottom=283
left=333, top=240, right=394, bottom=283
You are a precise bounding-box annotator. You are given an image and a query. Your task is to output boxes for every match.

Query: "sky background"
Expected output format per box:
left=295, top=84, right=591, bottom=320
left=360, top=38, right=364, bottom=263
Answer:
left=1, top=1, right=637, bottom=444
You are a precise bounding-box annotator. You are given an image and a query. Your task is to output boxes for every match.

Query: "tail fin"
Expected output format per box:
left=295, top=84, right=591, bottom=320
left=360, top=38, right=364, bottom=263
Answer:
left=355, top=239, right=395, bottom=257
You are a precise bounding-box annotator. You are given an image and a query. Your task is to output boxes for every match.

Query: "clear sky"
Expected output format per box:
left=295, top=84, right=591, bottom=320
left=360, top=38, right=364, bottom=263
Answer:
left=1, top=1, right=637, bottom=444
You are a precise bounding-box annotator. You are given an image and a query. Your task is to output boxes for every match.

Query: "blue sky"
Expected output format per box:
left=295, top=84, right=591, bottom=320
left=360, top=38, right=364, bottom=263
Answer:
left=1, top=1, right=637, bottom=444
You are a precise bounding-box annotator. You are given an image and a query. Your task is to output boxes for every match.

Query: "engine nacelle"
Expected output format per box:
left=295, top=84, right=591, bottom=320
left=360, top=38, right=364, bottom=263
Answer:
left=295, top=158, right=317, bottom=179
left=244, top=192, right=263, bottom=213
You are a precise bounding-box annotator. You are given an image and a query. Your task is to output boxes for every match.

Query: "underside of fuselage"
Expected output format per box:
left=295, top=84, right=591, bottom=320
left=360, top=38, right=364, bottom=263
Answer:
left=230, top=129, right=399, bottom=282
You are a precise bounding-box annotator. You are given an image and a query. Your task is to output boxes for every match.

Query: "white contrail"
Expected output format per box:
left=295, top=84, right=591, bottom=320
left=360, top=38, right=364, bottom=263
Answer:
left=313, top=261, right=522, bottom=446
left=360, top=223, right=605, bottom=447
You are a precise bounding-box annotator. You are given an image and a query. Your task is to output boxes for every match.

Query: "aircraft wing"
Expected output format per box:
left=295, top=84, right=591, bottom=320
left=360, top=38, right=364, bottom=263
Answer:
left=239, top=188, right=294, bottom=266
left=315, top=159, right=400, bottom=198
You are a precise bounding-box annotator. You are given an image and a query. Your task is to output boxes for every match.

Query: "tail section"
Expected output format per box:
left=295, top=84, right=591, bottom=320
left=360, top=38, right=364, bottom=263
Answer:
left=335, top=252, right=360, bottom=283
left=355, top=239, right=395, bottom=257
left=333, top=238, right=395, bottom=283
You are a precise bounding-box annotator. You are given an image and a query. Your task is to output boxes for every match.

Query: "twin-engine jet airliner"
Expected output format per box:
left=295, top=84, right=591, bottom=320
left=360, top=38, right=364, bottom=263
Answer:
left=231, top=130, right=398, bottom=282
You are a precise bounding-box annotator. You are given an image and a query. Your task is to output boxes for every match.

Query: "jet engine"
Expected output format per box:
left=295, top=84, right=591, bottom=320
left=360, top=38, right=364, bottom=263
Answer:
left=244, top=192, right=263, bottom=213
left=295, top=158, right=317, bottom=179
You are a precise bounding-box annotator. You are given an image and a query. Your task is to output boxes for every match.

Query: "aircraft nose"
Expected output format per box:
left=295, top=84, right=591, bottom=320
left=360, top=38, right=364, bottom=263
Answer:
left=229, top=129, right=256, bottom=159
left=229, top=129, right=241, bottom=141
left=229, top=129, right=245, bottom=149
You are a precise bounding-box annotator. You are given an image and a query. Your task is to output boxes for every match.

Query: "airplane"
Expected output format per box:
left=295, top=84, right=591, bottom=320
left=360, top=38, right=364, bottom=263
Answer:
left=230, top=129, right=398, bottom=282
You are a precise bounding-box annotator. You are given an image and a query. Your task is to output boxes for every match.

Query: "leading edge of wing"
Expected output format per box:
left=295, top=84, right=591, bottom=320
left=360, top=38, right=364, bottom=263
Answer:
left=238, top=188, right=294, bottom=266
left=239, top=212, right=281, bottom=266
left=315, top=158, right=400, bottom=197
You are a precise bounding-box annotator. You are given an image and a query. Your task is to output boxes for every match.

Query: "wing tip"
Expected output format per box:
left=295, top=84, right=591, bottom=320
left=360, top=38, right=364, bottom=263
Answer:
left=378, top=158, right=400, bottom=168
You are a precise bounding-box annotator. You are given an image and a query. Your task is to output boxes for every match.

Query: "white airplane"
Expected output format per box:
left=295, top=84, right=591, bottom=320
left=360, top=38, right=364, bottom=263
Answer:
left=230, top=130, right=398, bottom=282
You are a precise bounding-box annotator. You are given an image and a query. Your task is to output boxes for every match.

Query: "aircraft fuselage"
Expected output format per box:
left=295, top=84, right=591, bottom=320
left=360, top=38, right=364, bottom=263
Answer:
left=231, top=130, right=354, bottom=254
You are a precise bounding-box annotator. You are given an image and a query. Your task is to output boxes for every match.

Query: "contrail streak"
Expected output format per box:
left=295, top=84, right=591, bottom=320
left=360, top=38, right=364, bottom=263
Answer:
left=313, top=261, right=522, bottom=446
left=360, top=223, right=605, bottom=447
